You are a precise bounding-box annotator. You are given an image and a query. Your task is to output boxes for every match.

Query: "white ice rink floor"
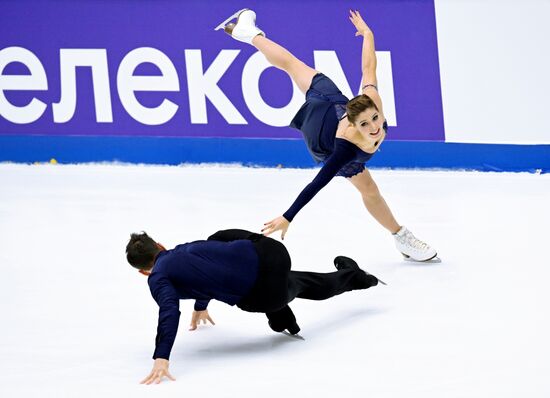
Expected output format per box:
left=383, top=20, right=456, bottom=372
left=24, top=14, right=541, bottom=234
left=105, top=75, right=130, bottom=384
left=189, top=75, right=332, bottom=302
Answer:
left=0, top=163, right=549, bottom=397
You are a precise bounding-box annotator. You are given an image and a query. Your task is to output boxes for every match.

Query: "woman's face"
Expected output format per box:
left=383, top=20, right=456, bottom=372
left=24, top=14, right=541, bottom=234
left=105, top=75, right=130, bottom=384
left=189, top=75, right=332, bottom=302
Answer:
left=352, top=107, right=384, bottom=143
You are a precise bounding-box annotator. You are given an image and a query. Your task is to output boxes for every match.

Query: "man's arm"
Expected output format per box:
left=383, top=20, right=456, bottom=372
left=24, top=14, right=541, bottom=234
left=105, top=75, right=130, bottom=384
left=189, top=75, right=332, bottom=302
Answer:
left=149, top=275, right=181, bottom=360
left=194, top=299, right=211, bottom=311
left=141, top=273, right=180, bottom=384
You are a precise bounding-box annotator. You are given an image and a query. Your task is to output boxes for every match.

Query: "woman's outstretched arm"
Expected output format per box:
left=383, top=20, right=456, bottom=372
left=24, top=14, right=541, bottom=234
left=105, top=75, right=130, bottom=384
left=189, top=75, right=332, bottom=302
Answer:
left=349, top=10, right=384, bottom=112
left=262, top=140, right=357, bottom=239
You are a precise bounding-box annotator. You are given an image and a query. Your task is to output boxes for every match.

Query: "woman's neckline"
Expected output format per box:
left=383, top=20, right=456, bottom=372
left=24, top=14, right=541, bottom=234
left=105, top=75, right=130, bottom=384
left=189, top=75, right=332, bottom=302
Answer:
left=336, top=118, right=386, bottom=154
left=335, top=136, right=379, bottom=155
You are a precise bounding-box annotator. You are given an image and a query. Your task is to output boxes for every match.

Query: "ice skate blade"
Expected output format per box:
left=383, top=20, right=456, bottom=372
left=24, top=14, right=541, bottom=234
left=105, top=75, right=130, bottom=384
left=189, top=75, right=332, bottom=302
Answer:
left=281, top=331, right=305, bottom=340
left=377, top=278, right=387, bottom=286
left=214, top=8, right=248, bottom=31
left=401, top=253, right=442, bottom=263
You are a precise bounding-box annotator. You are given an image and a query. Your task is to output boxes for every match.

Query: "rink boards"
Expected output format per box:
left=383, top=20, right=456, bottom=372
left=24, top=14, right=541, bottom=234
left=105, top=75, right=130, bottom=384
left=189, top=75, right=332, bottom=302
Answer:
left=1, top=1, right=549, bottom=171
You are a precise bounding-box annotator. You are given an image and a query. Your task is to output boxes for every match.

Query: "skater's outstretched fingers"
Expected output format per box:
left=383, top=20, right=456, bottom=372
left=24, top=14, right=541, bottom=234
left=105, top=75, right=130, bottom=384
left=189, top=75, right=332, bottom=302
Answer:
left=189, top=312, right=199, bottom=330
left=141, top=370, right=159, bottom=384
left=140, top=359, right=175, bottom=385
left=198, top=310, right=214, bottom=326
left=140, top=371, right=154, bottom=384
left=262, top=216, right=290, bottom=239
left=150, top=370, right=175, bottom=385
left=189, top=310, right=215, bottom=331
left=163, top=370, right=175, bottom=383
left=348, top=9, right=371, bottom=36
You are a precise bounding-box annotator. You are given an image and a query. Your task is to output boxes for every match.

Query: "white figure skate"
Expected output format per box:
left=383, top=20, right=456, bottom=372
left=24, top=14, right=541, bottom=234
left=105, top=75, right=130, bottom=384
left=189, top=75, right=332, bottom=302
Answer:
left=215, top=8, right=265, bottom=44
left=394, top=226, right=438, bottom=262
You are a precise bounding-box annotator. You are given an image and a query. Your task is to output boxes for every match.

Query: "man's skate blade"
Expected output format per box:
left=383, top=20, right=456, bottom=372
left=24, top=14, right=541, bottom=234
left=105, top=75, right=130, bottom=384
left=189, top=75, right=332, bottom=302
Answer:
left=281, top=331, right=305, bottom=340
left=214, top=8, right=248, bottom=30
left=377, top=278, right=387, bottom=286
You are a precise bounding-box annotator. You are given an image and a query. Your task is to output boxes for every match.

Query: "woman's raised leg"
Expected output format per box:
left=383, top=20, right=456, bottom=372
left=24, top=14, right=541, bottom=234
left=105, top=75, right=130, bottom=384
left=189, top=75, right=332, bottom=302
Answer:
left=217, top=9, right=317, bottom=94
left=251, top=35, right=318, bottom=95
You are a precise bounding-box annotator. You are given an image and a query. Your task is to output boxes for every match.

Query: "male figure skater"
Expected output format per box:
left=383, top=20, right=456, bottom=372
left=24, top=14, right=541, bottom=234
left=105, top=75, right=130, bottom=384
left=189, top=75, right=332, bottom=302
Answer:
left=126, top=229, right=383, bottom=384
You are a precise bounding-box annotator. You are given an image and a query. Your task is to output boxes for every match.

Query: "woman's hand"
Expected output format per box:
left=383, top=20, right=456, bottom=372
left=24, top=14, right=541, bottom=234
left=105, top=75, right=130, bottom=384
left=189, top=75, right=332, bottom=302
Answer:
left=349, top=9, right=372, bottom=37
left=189, top=310, right=215, bottom=331
left=262, top=216, right=290, bottom=240
left=140, top=358, right=175, bottom=385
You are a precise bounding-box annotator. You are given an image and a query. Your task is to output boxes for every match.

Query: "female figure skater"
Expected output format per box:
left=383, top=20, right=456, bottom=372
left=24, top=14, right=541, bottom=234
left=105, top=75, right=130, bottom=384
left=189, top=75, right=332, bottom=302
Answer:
left=215, top=9, right=437, bottom=261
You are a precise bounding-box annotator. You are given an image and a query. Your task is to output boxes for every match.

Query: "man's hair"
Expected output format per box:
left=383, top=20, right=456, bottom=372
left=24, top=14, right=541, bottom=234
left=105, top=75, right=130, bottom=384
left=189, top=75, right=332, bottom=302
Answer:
left=126, top=232, right=160, bottom=270
left=346, top=94, right=379, bottom=124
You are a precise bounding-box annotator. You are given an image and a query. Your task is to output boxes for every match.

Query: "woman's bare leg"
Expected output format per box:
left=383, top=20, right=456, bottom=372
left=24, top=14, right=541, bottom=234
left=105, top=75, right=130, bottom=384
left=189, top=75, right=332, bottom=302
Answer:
left=349, top=169, right=438, bottom=260
left=348, top=169, right=401, bottom=234
left=252, top=35, right=318, bottom=95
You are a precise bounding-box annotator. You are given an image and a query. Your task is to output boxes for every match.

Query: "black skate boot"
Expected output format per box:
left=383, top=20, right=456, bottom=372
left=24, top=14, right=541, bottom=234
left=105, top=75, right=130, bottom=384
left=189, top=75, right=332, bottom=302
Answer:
left=266, top=305, right=301, bottom=335
left=333, top=256, right=387, bottom=286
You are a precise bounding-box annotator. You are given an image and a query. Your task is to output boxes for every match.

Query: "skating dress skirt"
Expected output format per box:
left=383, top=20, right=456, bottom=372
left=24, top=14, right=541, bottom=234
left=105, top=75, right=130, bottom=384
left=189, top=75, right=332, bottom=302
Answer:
left=282, top=73, right=388, bottom=221
left=289, top=73, right=385, bottom=178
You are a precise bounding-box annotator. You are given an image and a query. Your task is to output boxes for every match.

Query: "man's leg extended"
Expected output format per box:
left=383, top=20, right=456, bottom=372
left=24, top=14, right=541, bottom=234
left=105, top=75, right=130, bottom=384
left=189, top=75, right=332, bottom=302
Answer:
left=288, top=258, right=379, bottom=301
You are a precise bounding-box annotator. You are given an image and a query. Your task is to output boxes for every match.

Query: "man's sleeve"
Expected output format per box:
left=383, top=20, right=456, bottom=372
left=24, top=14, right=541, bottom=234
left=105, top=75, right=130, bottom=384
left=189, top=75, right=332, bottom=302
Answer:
left=148, top=274, right=181, bottom=360
left=207, top=229, right=262, bottom=242
left=194, top=299, right=211, bottom=311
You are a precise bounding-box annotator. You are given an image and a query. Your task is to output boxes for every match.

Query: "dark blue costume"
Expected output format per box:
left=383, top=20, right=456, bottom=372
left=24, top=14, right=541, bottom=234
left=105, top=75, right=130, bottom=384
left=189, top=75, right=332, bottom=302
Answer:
left=146, top=229, right=377, bottom=360
left=284, top=73, right=388, bottom=222
left=148, top=238, right=258, bottom=359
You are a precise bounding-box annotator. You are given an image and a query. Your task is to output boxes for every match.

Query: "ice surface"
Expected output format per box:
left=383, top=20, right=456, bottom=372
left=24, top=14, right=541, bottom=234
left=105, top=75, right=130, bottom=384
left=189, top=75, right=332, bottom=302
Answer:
left=0, top=163, right=548, bottom=397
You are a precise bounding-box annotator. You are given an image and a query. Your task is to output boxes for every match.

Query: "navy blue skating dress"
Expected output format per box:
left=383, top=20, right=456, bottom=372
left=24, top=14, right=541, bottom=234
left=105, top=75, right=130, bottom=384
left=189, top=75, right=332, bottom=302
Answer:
left=284, top=73, right=387, bottom=221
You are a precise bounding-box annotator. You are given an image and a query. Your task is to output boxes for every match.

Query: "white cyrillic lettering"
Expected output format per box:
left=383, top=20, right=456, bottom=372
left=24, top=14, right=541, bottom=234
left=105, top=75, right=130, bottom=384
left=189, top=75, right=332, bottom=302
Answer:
left=52, top=49, right=112, bottom=123
left=375, top=52, right=397, bottom=126
left=185, top=49, right=246, bottom=125
left=313, top=51, right=355, bottom=99
left=0, top=47, right=48, bottom=124
left=314, top=50, right=396, bottom=126
left=242, top=51, right=303, bottom=127
left=117, top=48, right=179, bottom=125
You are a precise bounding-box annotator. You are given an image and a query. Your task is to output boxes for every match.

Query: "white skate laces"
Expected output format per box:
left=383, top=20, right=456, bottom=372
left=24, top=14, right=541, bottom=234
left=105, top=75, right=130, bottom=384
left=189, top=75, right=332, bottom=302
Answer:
left=214, top=8, right=265, bottom=45
left=393, top=226, right=437, bottom=262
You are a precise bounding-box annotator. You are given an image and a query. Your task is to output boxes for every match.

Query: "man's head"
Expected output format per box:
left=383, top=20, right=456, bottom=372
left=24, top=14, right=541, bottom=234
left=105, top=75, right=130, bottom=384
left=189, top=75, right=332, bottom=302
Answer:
left=126, top=232, right=163, bottom=273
